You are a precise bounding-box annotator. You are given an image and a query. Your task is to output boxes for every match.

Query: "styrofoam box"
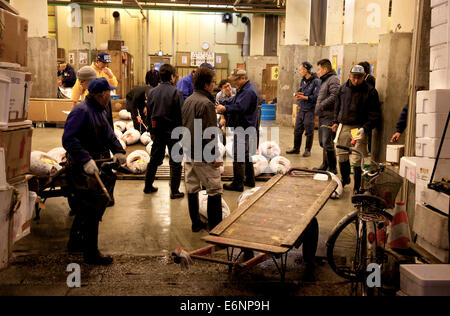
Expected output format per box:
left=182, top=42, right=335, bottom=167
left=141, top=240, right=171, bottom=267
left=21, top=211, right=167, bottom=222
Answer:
left=0, top=188, right=13, bottom=270
left=417, top=237, right=450, bottom=263
left=386, top=145, right=404, bottom=163
left=431, top=44, right=450, bottom=71
left=416, top=113, right=450, bottom=138
left=416, top=90, right=450, bottom=113
left=400, top=265, right=450, bottom=296
left=416, top=157, right=450, bottom=182
left=432, top=0, right=449, bottom=8
left=414, top=203, right=449, bottom=250
left=400, top=156, right=417, bottom=184
left=430, top=22, right=450, bottom=47
left=430, top=68, right=450, bottom=90
left=416, top=179, right=450, bottom=215
left=432, top=1, right=450, bottom=28
left=416, top=137, right=450, bottom=158
left=0, top=69, right=32, bottom=124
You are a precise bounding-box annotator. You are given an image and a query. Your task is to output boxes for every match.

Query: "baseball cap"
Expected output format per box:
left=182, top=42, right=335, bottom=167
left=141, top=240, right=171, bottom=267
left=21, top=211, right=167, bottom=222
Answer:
left=200, top=63, right=215, bottom=72
left=302, top=61, right=313, bottom=72
left=232, top=69, right=247, bottom=77
left=97, top=52, right=112, bottom=63
left=77, top=66, right=97, bottom=81
left=88, top=78, right=116, bottom=94
left=350, top=65, right=365, bottom=76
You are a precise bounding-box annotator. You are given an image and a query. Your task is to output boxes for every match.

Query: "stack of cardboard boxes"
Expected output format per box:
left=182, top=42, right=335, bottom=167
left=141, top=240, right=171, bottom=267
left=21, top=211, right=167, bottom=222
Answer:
left=0, top=3, right=35, bottom=271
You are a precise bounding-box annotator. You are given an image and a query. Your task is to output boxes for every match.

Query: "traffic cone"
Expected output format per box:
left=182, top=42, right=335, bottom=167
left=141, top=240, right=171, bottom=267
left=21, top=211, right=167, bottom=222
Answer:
left=387, top=202, right=412, bottom=249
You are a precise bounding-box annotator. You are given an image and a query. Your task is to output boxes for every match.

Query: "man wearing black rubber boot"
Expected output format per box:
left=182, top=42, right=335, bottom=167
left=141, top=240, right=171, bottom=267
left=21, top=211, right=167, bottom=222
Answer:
left=216, top=70, right=258, bottom=192
left=144, top=64, right=185, bottom=199
left=315, top=59, right=340, bottom=174
left=286, top=62, right=320, bottom=157
left=63, top=78, right=126, bottom=265
left=332, top=65, right=381, bottom=193
left=182, top=66, right=224, bottom=232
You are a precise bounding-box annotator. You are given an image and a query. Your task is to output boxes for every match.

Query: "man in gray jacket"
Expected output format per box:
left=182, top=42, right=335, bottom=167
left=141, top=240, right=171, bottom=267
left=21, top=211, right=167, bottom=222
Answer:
left=315, top=59, right=340, bottom=174
left=182, top=66, right=224, bottom=232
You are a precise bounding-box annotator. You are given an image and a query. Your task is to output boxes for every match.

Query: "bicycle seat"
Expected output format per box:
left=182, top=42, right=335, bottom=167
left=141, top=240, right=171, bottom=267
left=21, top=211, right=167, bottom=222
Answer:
left=352, top=194, right=387, bottom=210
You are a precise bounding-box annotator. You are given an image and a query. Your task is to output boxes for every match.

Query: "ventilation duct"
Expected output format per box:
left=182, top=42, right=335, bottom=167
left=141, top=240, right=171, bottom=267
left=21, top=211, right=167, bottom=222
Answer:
left=113, top=11, right=122, bottom=41
left=241, top=16, right=251, bottom=57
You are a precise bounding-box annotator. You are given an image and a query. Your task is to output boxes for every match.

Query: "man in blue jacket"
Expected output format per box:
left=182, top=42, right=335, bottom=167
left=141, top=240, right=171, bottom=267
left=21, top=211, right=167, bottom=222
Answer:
left=287, top=62, right=321, bottom=157
left=63, top=78, right=127, bottom=265
left=216, top=70, right=258, bottom=192
left=177, top=63, right=215, bottom=100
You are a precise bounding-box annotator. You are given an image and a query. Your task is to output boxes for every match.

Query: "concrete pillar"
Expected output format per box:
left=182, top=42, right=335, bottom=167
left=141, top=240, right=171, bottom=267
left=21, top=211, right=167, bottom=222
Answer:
left=372, top=33, right=413, bottom=164
left=326, top=0, right=344, bottom=46
left=390, top=0, right=416, bottom=33
left=344, top=0, right=390, bottom=43
left=10, top=0, right=48, bottom=37
left=285, top=0, right=310, bottom=45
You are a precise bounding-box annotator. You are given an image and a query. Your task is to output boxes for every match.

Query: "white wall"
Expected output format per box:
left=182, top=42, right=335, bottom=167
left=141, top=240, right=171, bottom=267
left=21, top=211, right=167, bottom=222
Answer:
left=11, top=0, right=48, bottom=37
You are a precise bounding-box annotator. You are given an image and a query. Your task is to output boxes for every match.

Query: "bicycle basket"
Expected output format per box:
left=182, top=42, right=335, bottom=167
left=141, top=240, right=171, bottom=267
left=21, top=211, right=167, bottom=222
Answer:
left=367, top=168, right=403, bottom=209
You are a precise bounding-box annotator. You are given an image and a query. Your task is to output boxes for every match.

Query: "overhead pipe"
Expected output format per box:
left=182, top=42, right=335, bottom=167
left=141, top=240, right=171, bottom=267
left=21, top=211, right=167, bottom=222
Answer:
left=241, top=16, right=250, bottom=58
left=113, top=11, right=122, bottom=41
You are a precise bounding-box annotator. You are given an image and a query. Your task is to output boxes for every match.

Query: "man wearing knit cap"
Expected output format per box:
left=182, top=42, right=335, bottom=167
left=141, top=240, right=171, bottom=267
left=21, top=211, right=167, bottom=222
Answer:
left=287, top=61, right=321, bottom=157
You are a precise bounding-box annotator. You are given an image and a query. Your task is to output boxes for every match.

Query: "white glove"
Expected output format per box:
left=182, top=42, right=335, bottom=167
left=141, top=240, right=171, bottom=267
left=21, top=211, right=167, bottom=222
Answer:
left=83, top=159, right=99, bottom=175
left=357, top=128, right=365, bottom=136
left=113, top=153, right=127, bottom=165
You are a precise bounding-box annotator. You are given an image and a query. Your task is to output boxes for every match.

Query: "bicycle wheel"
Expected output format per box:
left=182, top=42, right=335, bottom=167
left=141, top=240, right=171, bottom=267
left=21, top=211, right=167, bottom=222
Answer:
left=326, top=209, right=393, bottom=281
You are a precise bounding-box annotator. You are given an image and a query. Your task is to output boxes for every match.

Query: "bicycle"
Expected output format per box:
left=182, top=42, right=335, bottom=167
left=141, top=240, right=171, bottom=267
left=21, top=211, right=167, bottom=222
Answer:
left=326, top=145, right=404, bottom=296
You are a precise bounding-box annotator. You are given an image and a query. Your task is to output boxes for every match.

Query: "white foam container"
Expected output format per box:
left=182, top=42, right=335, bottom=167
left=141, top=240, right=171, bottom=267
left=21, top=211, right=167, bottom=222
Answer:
left=386, top=145, right=404, bottom=163
left=431, top=44, right=450, bottom=71
left=400, top=156, right=417, bottom=184
left=414, top=203, right=449, bottom=250
left=431, top=21, right=450, bottom=47
left=430, top=68, right=450, bottom=90
left=416, top=113, right=450, bottom=138
left=415, top=157, right=450, bottom=182
left=417, top=237, right=450, bottom=263
left=416, top=137, right=450, bottom=158
left=416, top=90, right=450, bottom=113
left=416, top=179, right=450, bottom=215
left=0, top=75, right=11, bottom=127
left=432, top=0, right=449, bottom=8
left=432, top=1, right=450, bottom=27
left=400, top=264, right=450, bottom=296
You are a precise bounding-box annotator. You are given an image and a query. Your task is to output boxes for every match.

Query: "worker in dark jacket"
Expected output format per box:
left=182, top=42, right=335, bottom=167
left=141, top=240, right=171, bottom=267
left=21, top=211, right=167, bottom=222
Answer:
left=315, top=59, right=340, bottom=174
left=177, top=63, right=215, bottom=100
left=145, top=64, right=161, bottom=88
left=126, top=86, right=151, bottom=132
left=332, top=65, right=381, bottom=193
left=358, top=61, right=376, bottom=88
left=287, top=61, right=321, bottom=157
left=216, top=70, right=258, bottom=192
left=391, top=104, right=409, bottom=143
left=144, top=64, right=185, bottom=199
left=63, top=78, right=127, bottom=265
left=182, top=66, right=223, bottom=232
left=58, top=63, right=77, bottom=88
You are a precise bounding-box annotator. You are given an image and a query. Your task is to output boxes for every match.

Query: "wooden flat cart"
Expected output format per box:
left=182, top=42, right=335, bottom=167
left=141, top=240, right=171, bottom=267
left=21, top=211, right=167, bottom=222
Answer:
left=175, top=169, right=338, bottom=282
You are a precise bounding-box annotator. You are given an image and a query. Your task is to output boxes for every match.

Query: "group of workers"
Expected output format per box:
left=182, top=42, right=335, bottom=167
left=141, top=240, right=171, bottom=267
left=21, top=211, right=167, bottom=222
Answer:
left=60, top=51, right=260, bottom=265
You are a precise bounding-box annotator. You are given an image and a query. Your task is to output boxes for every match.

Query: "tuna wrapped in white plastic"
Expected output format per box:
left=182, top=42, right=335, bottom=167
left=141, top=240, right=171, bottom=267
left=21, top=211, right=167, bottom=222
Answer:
left=119, top=139, right=127, bottom=150
left=146, top=142, right=153, bottom=155
left=121, top=129, right=141, bottom=145
left=259, top=141, right=281, bottom=160
left=140, top=132, right=152, bottom=146
left=114, top=121, right=127, bottom=132
left=114, top=129, right=123, bottom=139
left=30, top=151, right=62, bottom=177
left=126, top=121, right=135, bottom=131
left=238, top=187, right=261, bottom=207
left=198, top=191, right=230, bottom=220
left=269, top=156, right=291, bottom=175
left=119, top=110, right=132, bottom=120
left=126, top=150, right=151, bottom=174
left=47, top=147, right=66, bottom=164
left=251, top=155, right=269, bottom=176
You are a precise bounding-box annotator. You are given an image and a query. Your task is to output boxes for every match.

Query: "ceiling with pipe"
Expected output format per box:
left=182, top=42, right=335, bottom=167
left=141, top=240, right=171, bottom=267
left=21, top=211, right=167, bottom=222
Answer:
left=47, top=0, right=286, bottom=13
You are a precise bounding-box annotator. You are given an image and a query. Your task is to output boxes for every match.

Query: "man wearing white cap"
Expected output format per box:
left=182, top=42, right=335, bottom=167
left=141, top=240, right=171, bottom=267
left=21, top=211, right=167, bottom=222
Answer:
left=332, top=65, right=381, bottom=194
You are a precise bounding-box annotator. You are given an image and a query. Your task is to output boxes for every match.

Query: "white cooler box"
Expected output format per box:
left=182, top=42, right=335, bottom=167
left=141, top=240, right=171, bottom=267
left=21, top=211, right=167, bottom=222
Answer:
left=416, top=137, right=450, bottom=158
left=400, top=156, right=417, bottom=183
left=416, top=90, right=450, bottom=113
left=416, top=179, right=450, bottom=215
left=416, top=113, right=450, bottom=139
left=0, top=69, right=32, bottom=127
left=416, top=157, right=450, bottom=182
left=400, top=264, right=450, bottom=296
left=414, top=203, right=449, bottom=250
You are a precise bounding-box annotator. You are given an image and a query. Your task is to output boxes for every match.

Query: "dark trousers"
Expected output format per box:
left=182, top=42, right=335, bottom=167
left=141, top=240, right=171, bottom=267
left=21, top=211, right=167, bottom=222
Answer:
left=233, top=130, right=257, bottom=162
left=126, top=99, right=147, bottom=133
left=294, top=110, right=315, bottom=138
left=318, top=117, right=335, bottom=152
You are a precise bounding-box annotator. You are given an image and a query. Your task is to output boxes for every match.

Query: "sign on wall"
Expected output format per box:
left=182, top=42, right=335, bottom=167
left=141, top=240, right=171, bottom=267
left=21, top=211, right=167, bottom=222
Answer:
left=271, top=66, right=279, bottom=81
left=191, top=52, right=215, bottom=67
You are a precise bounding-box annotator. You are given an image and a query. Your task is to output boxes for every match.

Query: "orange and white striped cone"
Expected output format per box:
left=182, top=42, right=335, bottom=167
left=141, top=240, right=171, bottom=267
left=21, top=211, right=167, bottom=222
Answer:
left=387, top=201, right=412, bottom=249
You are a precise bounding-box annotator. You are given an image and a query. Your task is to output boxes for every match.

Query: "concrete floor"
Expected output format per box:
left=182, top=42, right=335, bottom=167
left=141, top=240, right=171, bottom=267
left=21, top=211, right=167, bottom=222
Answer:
left=0, top=122, right=357, bottom=296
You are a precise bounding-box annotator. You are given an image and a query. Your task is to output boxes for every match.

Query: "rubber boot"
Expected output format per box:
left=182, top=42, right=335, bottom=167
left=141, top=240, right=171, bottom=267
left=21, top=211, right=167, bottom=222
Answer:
left=244, top=161, right=256, bottom=188
left=224, top=162, right=245, bottom=192
left=314, top=150, right=328, bottom=171
left=327, top=150, right=338, bottom=175
left=67, top=215, right=85, bottom=253
left=188, top=193, right=206, bottom=232
left=144, top=163, right=158, bottom=194
left=207, top=194, right=223, bottom=231
left=339, top=161, right=351, bottom=187
left=286, top=134, right=302, bottom=154
left=83, top=220, right=113, bottom=266
left=170, top=165, right=185, bottom=199
left=303, top=135, right=313, bottom=157
left=353, top=166, right=363, bottom=195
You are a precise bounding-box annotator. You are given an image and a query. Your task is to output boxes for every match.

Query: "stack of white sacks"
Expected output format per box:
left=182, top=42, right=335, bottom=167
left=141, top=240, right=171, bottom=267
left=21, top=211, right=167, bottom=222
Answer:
left=400, top=9, right=450, bottom=262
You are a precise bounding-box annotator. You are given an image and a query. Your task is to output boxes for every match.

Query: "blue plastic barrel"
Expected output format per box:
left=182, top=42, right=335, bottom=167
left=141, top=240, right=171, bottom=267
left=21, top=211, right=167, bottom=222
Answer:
left=261, top=103, right=276, bottom=121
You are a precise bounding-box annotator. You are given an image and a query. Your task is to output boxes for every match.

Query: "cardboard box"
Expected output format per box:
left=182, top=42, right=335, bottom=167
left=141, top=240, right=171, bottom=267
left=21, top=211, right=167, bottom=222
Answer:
left=215, top=53, right=229, bottom=69
left=0, top=8, right=28, bottom=66
left=176, top=52, right=191, bottom=67
left=108, top=40, right=124, bottom=51
left=0, top=69, right=32, bottom=123
left=0, top=187, right=13, bottom=271
left=0, top=126, right=32, bottom=181
left=414, top=203, right=449, bottom=250
left=28, top=99, right=73, bottom=123
left=27, top=99, right=46, bottom=122
left=10, top=179, right=36, bottom=244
